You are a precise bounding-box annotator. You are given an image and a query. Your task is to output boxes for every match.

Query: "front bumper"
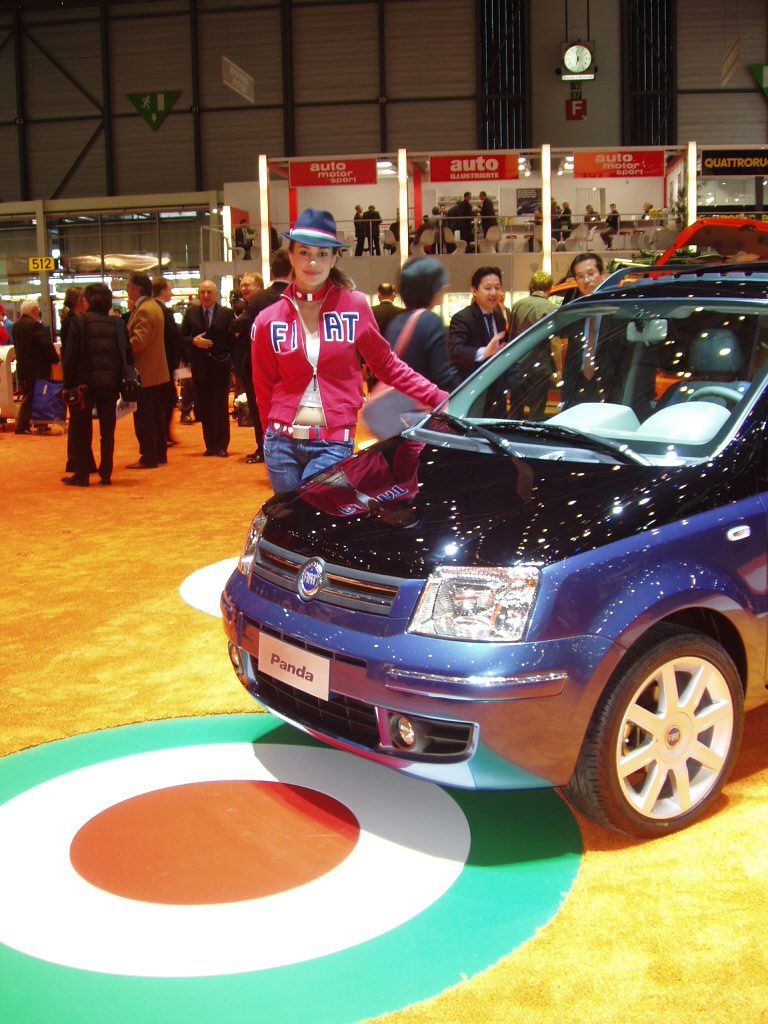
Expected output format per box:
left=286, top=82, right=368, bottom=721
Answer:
left=222, top=569, right=622, bottom=790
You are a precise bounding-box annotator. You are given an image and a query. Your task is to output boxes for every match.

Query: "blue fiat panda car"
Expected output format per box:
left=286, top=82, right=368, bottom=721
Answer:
left=222, top=263, right=768, bottom=838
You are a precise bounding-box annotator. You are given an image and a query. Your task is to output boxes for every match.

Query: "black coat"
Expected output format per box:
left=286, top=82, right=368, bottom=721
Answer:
left=479, top=197, right=498, bottom=232
left=157, top=300, right=185, bottom=372
left=181, top=302, right=234, bottom=372
left=385, top=309, right=460, bottom=392
left=371, top=300, right=401, bottom=336
left=447, top=303, right=510, bottom=381
left=13, top=314, right=59, bottom=381
left=62, top=312, right=124, bottom=391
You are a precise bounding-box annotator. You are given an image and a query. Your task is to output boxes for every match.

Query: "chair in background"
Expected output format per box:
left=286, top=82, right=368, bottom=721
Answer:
left=500, top=235, right=528, bottom=253
left=409, top=228, right=434, bottom=256
left=443, top=226, right=467, bottom=254
left=382, top=228, right=398, bottom=254
left=477, top=225, right=501, bottom=253
left=562, top=223, right=591, bottom=251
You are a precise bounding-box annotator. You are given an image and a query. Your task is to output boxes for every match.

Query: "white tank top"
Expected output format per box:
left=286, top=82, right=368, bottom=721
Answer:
left=299, top=327, right=323, bottom=409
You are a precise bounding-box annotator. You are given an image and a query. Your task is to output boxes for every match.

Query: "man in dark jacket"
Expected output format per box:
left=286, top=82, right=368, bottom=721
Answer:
left=448, top=192, right=476, bottom=248
left=180, top=280, right=234, bottom=457
left=13, top=299, right=59, bottom=434
left=61, top=283, right=125, bottom=486
left=241, top=248, right=291, bottom=463
left=362, top=205, right=382, bottom=256
left=477, top=192, right=498, bottom=236
left=371, top=282, right=400, bottom=335
left=353, top=205, right=367, bottom=256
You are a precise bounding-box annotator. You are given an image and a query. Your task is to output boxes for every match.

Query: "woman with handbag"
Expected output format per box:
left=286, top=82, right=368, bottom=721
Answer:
left=361, top=257, right=461, bottom=442
left=251, top=208, right=449, bottom=494
left=384, top=257, right=460, bottom=391
left=61, top=283, right=127, bottom=487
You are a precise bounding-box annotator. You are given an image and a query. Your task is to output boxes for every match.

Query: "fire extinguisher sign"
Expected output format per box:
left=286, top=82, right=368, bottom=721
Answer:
left=566, top=98, right=587, bottom=120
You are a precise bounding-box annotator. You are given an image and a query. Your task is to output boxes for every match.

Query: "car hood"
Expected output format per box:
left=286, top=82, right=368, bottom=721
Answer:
left=657, top=217, right=768, bottom=265
left=259, top=436, right=743, bottom=578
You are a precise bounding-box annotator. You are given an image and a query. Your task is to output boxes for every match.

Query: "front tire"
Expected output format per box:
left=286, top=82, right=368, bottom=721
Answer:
left=563, top=626, right=744, bottom=838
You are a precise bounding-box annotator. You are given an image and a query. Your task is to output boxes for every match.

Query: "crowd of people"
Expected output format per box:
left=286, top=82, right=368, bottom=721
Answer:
left=8, top=205, right=609, bottom=494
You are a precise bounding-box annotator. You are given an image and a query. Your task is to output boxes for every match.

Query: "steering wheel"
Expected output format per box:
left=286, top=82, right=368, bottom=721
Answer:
left=685, top=385, right=742, bottom=408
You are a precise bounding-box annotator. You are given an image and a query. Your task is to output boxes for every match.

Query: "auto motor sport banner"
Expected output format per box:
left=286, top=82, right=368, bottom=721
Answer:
left=288, top=159, right=378, bottom=187
left=574, top=151, right=665, bottom=178
left=429, top=154, right=519, bottom=181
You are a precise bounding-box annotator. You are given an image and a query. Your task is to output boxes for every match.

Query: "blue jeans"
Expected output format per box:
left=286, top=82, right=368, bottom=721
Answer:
left=263, top=429, right=354, bottom=493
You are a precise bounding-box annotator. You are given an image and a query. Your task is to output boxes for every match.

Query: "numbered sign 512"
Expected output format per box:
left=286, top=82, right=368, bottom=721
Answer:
left=28, top=257, right=56, bottom=272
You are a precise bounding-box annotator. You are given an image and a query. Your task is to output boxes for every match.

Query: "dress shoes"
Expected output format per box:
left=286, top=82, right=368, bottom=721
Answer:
left=99, top=477, right=112, bottom=486
left=245, top=451, right=264, bottom=464
left=15, top=428, right=32, bottom=435
left=216, top=450, right=229, bottom=458
left=180, top=414, right=194, bottom=425
left=61, top=475, right=88, bottom=487
left=126, top=461, right=157, bottom=469
left=203, top=450, right=216, bottom=457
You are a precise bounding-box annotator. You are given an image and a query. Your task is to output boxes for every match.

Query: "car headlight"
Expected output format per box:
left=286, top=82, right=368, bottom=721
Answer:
left=237, top=509, right=267, bottom=577
left=408, top=565, right=540, bottom=642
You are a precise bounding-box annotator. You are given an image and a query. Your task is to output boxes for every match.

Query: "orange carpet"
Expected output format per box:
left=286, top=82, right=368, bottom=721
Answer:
left=2, top=411, right=768, bottom=1023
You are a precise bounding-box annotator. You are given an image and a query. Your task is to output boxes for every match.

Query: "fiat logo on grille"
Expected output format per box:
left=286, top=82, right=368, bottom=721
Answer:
left=298, top=557, right=325, bottom=601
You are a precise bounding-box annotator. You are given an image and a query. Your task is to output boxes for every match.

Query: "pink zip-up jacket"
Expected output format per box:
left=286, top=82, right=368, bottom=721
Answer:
left=251, top=282, right=449, bottom=432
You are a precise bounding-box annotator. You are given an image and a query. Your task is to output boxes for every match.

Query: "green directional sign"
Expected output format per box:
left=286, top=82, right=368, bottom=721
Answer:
left=749, top=64, right=768, bottom=102
left=127, top=91, right=181, bottom=131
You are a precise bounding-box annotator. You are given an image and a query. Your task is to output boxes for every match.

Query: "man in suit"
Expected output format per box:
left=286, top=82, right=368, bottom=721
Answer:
left=234, top=218, right=254, bottom=260
left=12, top=299, right=59, bottom=434
left=448, top=192, right=476, bottom=248
left=362, top=205, right=382, bottom=255
left=477, top=191, right=498, bottom=236
left=353, top=205, right=367, bottom=256
left=181, top=280, right=234, bottom=457
left=371, top=282, right=400, bottom=335
left=242, top=249, right=291, bottom=463
left=126, top=272, right=170, bottom=468
left=447, top=266, right=510, bottom=382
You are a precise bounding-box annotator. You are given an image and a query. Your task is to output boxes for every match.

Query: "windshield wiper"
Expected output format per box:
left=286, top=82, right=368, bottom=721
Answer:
left=430, top=412, right=525, bottom=457
left=504, top=421, right=649, bottom=465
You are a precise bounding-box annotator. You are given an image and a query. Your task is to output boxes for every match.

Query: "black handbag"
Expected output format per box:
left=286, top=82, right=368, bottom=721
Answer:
left=120, top=364, right=141, bottom=403
left=116, top=319, right=141, bottom=402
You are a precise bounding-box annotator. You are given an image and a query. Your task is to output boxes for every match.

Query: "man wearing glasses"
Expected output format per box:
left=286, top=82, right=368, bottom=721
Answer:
left=560, top=253, right=609, bottom=409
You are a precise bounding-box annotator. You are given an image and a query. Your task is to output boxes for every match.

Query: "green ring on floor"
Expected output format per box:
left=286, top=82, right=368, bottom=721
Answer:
left=0, top=715, right=582, bottom=1024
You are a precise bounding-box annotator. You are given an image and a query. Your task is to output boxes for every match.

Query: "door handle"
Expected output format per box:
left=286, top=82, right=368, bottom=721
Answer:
left=726, top=525, right=751, bottom=542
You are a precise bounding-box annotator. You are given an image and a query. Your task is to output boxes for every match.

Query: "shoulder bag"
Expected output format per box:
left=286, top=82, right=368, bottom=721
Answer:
left=361, top=309, right=428, bottom=442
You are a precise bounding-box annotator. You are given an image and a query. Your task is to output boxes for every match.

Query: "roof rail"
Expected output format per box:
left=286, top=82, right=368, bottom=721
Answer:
left=596, top=261, right=768, bottom=293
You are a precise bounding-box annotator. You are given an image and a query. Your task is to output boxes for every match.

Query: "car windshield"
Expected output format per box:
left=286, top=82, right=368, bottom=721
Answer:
left=424, top=295, right=768, bottom=465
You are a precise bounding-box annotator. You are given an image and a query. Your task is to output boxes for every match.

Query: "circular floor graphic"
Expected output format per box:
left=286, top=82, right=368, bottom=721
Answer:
left=0, top=716, right=582, bottom=1024
left=180, top=558, right=238, bottom=617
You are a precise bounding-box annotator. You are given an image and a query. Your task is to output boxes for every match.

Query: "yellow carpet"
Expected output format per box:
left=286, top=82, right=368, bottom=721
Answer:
left=2, top=412, right=768, bottom=1023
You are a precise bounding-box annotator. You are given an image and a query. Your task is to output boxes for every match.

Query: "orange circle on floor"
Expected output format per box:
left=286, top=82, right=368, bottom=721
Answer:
left=70, top=781, right=360, bottom=905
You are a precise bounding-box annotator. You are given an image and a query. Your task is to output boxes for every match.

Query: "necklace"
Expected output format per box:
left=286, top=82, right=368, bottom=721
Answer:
left=294, top=280, right=331, bottom=303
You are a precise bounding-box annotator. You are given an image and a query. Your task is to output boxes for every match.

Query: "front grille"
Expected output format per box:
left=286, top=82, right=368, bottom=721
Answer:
left=251, top=672, right=381, bottom=749
left=250, top=539, right=404, bottom=615
left=240, top=621, right=474, bottom=763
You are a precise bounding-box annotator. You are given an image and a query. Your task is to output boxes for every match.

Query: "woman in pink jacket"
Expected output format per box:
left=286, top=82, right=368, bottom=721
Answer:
left=251, top=209, right=449, bottom=493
